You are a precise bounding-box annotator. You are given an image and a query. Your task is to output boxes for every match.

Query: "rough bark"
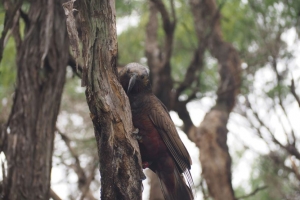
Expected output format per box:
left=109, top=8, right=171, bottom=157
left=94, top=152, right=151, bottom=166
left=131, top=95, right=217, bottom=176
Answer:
left=189, top=0, right=241, bottom=199
left=74, top=0, right=144, bottom=199
left=1, top=0, right=69, bottom=199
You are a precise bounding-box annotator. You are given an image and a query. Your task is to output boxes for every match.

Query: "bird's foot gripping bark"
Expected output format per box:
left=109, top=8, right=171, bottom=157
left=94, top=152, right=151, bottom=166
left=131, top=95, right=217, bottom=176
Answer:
left=132, top=128, right=142, bottom=141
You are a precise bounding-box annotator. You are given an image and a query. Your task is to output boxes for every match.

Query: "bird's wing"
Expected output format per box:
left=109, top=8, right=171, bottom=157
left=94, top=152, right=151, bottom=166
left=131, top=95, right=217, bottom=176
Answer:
left=148, top=96, right=193, bottom=187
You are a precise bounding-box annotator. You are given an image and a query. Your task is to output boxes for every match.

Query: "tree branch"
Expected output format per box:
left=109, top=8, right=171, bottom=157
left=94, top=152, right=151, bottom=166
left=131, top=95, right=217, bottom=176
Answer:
left=246, top=97, right=300, bottom=160
left=188, top=1, right=241, bottom=199
left=145, top=1, right=174, bottom=109
left=236, top=186, right=267, bottom=200
left=246, top=97, right=285, bottom=148
left=56, top=129, right=97, bottom=200
left=271, top=59, right=297, bottom=146
left=173, top=100, right=196, bottom=140
left=290, top=78, right=300, bottom=107
left=150, top=0, right=175, bottom=64
left=175, top=3, right=221, bottom=98
left=171, top=0, right=224, bottom=139
left=79, top=163, right=98, bottom=200
left=151, top=0, right=175, bottom=33
left=50, top=189, right=62, bottom=200
left=175, top=48, right=204, bottom=97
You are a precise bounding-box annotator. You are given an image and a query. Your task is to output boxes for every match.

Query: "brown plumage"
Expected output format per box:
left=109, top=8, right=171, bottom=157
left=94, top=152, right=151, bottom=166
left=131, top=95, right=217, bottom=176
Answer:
left=119, top=63, right=193, bottom=200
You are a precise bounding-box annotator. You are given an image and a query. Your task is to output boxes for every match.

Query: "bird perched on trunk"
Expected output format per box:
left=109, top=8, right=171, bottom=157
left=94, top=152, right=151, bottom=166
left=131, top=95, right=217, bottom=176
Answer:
left=119, top=63, right=193, bottom=200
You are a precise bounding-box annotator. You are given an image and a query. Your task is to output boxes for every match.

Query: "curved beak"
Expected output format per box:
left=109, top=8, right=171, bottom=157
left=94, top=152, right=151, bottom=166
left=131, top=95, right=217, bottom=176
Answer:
left=127, top=74, right=137, bottom=94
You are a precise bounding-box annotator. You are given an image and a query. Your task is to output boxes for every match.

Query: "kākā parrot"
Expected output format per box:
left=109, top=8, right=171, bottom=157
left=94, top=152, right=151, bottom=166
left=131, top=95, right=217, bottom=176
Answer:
left=119, top=63, right=194, bottom=200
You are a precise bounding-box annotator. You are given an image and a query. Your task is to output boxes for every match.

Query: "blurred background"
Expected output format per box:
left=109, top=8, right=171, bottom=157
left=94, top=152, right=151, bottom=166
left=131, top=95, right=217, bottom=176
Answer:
left=0, top=0, right=300, bottom=199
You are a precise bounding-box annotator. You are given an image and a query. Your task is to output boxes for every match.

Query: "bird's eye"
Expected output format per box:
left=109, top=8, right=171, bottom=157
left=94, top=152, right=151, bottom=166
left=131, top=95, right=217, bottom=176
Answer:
left=140, top=75, right=145, bottom=79
left=127, top=69, right=130, bottom=74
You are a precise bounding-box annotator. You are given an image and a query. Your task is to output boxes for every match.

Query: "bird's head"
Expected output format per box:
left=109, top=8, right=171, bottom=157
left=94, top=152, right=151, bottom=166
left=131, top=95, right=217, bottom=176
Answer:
left=119, top=63, right=151, bottom=94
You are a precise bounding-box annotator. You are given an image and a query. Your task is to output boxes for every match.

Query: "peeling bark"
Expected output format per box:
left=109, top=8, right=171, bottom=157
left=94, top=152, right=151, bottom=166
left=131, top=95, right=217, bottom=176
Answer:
left=74, top=0, right=144, bottom=199
left=1, top=0, right=69, bottom=199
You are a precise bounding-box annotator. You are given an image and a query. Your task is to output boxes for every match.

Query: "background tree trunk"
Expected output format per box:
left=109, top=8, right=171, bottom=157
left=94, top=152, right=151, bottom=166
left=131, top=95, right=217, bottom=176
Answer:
left=145, top=0, right=175, bottom=110
left=189, top=0, right=241, bottom=199
left=1, top=0, right=69, bottom=199
left=144, top=0, right=241, bottom=199
left=75, top=0, right=144, bottom=199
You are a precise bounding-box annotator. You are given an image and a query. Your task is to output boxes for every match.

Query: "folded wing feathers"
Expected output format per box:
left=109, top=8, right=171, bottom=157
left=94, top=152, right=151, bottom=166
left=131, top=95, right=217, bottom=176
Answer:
left=149, top=105, right=194, bottom=190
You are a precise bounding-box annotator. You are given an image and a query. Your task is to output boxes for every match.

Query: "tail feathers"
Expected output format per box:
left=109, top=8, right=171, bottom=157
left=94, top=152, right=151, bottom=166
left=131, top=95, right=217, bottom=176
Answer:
left=156, top=167, right=193, bottom=200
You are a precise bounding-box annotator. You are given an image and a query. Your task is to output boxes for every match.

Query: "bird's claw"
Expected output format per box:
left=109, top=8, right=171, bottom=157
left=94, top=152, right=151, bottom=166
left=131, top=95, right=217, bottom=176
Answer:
left=132, top=128, right=139, bottom=134
left=132, top=128, right=142, bottom=141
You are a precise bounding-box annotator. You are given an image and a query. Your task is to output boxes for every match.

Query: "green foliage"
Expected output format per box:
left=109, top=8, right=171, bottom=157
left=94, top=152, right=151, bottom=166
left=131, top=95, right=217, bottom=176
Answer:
left=63, top=70, right=86, bottom=102
left=266, top=82, right=289, bottom=99
left=245, top=152, right=299, bottom=200
left=219, top=0, right=300, bottom=104
left=117, top=26, right=146, bottom=64
left=221, top=0, right=299, bottom=66
left=0, top=37, right=16, bottom=99
left=117, top=2, right=148, bottom=64
left=221, top=0, right=257, bottom=53
left=58, top=70, right=97, bottom=159
left=116, top=0, right=144, bottom=17
left=0, top=11, right=17, bottom=115
left=234, top=152, right=299, bottom=200
left=171, top=1, right=197, bottom=82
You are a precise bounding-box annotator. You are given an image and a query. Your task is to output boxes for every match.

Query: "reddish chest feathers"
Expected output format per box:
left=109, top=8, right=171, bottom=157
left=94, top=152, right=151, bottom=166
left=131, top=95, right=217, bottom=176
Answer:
left=130, top=95, right=169, bottom=164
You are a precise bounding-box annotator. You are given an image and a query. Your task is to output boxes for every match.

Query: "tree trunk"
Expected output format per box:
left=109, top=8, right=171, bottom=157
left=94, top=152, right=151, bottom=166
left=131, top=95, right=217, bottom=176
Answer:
left=75, top=0, right=144, bottom=199
left=189, top=0, right=241, bottom=199
left=1, top=0, right=69, bottom=199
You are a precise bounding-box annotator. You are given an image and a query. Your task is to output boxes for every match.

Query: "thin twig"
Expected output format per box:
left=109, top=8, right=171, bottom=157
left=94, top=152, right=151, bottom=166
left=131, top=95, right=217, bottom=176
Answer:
left=176, top=1, right=222, bottom=99
left=236, top=186, right=267, bottom=199
left=79, top=163, right=98, bottom=200
left=290, top=78, right=300, bottom=107
left=56, top=128, right=97, bottom=200
left=246, top=97, right=300, bottom=160
left=271, top=61, right=297, bottom=145
left=246, top=97, right=285, bottom=149
left=199, top=177, right=209, bottom=200
left=50, top=189, right=62, bottom=200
